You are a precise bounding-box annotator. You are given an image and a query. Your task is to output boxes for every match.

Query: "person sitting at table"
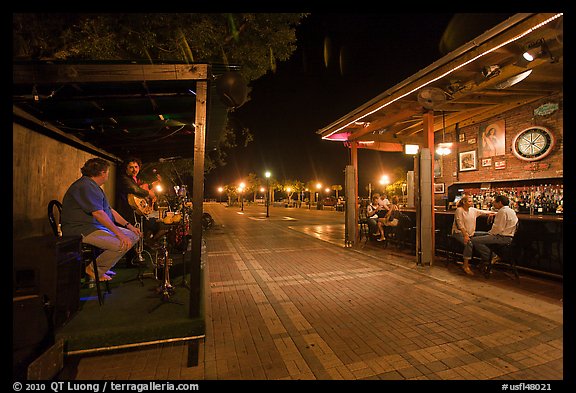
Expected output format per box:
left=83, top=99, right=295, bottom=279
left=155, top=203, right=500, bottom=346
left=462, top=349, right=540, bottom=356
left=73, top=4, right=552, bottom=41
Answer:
left=380, top=195, right=401, bottom=238
left=451, top=194, right=495, bottom=276
left=378, top=193, right=391, bottom=214
left=367, top=194, right=386, bottom=241
left=471, top=194, right=518, bottom=266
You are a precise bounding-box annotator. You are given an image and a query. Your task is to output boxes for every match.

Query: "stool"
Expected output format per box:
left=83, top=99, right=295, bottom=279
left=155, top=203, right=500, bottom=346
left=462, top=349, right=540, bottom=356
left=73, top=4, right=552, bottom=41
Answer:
left=358, top=217, right=370, bottom=243
left=444, top=234, right=463, bottom=266
left=482, top=242, right=519, bottom=280
left=82, top=244, right=111, bottom=305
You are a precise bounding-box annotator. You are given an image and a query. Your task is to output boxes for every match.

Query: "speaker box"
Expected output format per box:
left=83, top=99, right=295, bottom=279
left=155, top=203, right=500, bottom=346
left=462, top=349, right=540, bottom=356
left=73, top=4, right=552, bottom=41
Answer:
left=12, top=294, right=51, bottom=380
left=13, top=235, right=82, bottom=329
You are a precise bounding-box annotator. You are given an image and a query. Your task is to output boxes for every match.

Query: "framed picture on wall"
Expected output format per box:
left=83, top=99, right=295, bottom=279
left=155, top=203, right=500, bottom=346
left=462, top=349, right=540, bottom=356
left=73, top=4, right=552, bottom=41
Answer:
left=434, top=152, right=442, bottom=178
left=479, top=120, right=506, bottom=158
left=459, top=150, right=477, bottom=172
left=434, top=183, right=445, bottom=194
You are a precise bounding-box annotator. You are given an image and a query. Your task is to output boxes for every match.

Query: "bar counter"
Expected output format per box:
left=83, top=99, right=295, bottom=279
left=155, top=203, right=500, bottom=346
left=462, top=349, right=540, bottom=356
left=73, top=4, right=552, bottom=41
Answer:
left=400, top=208, right=563, bottom=277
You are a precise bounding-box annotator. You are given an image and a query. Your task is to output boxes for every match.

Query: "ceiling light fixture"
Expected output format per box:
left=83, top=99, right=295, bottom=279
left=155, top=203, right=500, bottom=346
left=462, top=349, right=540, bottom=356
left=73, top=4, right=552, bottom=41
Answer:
left=481, top=64, right=501, bottom=80
left=522, top=39, right=546, bottom=62
left=405, top=144, right=419, bottom=155
left=495, top=69, right=533, bottom=89
left=435, top=111, right=452, bottom=156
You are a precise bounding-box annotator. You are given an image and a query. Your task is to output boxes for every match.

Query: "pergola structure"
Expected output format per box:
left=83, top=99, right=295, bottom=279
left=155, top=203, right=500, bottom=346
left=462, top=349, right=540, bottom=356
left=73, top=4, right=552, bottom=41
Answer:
left=13, top=62, right=220, bottom=320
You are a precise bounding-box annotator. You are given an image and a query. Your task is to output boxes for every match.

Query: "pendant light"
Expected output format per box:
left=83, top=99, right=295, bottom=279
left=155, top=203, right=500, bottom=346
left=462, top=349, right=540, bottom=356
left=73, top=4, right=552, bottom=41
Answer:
left=436, top=111, right=453, bottom=156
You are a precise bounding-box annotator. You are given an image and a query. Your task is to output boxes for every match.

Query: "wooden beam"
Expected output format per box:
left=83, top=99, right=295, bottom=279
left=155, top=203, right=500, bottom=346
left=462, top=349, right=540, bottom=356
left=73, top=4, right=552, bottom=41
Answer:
left=357, top=142, right=404, bottom=152
left=13, top=63, right=210, bottom=84
left=349, top=103, right=421, bottom=141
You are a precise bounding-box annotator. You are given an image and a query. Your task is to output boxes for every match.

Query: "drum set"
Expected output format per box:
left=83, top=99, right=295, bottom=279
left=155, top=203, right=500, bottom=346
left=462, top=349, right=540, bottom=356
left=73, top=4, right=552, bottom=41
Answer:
left=128, top=184, right=193, bottom=309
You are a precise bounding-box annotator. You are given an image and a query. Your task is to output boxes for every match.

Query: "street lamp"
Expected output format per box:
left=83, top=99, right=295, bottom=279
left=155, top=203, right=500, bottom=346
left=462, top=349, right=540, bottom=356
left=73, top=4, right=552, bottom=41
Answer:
left=265, top=171, right=271, bottom=217
left=401, top=182, right=407, bottom=207
left=217, top=186, right=223, bottom=203
left=315, top=183, right=322, bottom=206
left=238, top=182, right=245, bottom=211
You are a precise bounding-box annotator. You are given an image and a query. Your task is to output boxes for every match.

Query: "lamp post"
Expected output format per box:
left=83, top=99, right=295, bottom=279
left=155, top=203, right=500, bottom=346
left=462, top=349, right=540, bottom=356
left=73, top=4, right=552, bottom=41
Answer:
left=238, top=182, right=245, bottom=212
left=401, top=182, right=407, bottom=207
left=217, top=186, right=223, bottom=203
left=265, top=171, right=271, bottom=217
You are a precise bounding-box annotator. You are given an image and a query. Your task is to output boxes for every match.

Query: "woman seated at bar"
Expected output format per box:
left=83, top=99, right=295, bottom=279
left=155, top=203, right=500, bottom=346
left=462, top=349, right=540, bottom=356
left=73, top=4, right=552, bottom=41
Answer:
left=380, top=195, right=401, bottom=238
left=451, top=194, right=495, bottom=275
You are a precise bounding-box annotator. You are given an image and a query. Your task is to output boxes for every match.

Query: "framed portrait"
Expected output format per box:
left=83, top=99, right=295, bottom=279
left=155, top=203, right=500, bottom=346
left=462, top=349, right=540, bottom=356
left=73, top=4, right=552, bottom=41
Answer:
left=459, top=150, right=477, bottom=172
left=434, top=183, right=445, bottom=194
left=434, top=153, right=442, bottom=178
left=479, top=120, right=505, bottom=158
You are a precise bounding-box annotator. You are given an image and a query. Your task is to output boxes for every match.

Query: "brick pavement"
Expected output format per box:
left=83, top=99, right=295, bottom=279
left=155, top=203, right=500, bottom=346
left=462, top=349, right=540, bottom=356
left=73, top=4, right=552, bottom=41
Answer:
left=67, top=203, right=563, bottom=381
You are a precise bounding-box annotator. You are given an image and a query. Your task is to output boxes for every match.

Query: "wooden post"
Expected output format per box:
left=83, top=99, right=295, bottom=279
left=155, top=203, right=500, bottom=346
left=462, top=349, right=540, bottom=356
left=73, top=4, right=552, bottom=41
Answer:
left=189, top=80, right=207, bottom=318
left=350, top=142, right=359, bottom=245
left=422, top=110, right=436, bottom=265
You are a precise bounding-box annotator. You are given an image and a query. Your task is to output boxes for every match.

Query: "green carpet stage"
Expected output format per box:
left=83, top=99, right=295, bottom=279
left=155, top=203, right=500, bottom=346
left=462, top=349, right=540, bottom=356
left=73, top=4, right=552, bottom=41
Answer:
left=55, top=253, right=204, bottom=361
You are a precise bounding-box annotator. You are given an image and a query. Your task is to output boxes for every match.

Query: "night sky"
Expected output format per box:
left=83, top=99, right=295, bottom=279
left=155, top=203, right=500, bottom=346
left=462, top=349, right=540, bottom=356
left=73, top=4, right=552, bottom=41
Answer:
left=204, top=13, right=513, bottom=198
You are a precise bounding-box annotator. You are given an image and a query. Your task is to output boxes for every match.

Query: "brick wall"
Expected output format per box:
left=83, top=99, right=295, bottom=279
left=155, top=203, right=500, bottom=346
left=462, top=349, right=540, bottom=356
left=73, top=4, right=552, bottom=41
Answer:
left=434, top=92, right=563, bottom=202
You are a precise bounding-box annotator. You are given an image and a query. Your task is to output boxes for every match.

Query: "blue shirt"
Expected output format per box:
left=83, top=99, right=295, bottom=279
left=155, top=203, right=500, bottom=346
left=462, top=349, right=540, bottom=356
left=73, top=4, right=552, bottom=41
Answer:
left=61, top=176, right=114, bottom=237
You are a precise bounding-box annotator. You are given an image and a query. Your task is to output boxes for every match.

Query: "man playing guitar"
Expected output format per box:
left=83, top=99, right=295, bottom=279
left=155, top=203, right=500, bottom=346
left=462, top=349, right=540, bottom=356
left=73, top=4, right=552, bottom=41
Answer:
left=116, top=157, right=159, bottom=266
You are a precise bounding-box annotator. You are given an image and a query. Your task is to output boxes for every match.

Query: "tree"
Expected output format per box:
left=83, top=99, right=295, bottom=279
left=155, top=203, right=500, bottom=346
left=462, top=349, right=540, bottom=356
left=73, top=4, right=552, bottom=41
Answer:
left=331, top=184, right=343, bottom=199
left=13, top=13, right=308, bottom=83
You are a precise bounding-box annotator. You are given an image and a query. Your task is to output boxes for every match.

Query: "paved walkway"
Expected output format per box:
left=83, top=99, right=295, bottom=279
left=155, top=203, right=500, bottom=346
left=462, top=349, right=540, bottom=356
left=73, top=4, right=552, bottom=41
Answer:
left=66, top=203, right=563, bottom=381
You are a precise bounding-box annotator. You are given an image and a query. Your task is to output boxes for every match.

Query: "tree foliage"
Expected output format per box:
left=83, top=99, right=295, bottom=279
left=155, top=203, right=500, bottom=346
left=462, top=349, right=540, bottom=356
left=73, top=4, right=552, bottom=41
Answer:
left=13, top=13, right=308, bottom=83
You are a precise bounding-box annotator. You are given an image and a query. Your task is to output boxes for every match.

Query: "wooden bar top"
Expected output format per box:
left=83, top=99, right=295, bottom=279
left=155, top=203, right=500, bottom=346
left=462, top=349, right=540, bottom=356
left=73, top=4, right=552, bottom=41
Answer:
left=400, top=207, right=563, bottom=222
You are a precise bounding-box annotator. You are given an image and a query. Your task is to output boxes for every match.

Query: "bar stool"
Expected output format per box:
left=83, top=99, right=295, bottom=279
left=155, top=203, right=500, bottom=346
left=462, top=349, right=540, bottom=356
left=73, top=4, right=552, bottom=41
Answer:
left=357, top=202, right=370, bottom=243
left=481, top=223, right=520, bottom=280
left=48, top=199, right=110, bottom=305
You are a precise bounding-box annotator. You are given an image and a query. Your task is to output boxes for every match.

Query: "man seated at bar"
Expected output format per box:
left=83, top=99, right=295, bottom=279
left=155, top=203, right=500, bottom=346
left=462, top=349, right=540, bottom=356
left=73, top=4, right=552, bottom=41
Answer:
left=451, top=194, right=495, bottom=275
left=471, top=194, right=518, bottom=265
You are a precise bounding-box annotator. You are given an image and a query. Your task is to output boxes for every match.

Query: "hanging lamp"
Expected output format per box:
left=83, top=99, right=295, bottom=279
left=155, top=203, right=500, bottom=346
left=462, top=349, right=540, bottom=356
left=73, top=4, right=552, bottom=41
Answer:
left=436, top=111, right=453, bottom=156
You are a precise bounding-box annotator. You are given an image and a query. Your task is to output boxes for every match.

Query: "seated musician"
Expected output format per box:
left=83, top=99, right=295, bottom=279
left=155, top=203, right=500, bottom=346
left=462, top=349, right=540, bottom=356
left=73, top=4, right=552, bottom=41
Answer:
left=116, top=156, right=162, bottom=265
left=61, top=158, right=141, bottom=281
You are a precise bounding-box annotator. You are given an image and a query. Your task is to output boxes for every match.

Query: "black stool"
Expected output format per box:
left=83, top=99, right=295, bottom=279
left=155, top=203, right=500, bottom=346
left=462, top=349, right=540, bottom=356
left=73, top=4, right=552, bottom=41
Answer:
left=82, top=244, right=111, bottom=305
left=481, top=223, right=520, bottom=279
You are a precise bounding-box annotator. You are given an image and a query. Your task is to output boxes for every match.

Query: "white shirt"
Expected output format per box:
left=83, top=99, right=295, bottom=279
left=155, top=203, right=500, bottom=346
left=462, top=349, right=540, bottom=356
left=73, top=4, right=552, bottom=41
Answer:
left=366, top=203, right=379, bottom=219
left=378, top=197, right=390, bottom=211
left=489, top=205, right=518, bottom=236
left=451, top=206, right=493, bottom=236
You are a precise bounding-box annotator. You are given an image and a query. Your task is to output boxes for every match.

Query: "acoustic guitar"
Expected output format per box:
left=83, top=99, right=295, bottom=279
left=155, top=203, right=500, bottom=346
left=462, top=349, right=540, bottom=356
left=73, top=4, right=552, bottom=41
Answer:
left=128, top=193, right=154, bottom=216
left=128, top=174, right=162, bottom=216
